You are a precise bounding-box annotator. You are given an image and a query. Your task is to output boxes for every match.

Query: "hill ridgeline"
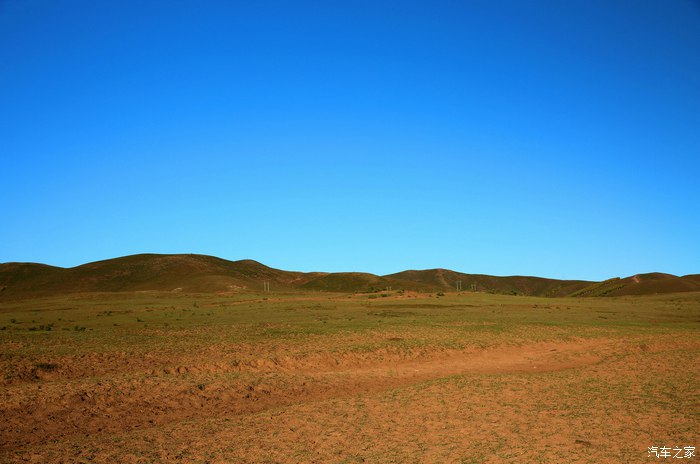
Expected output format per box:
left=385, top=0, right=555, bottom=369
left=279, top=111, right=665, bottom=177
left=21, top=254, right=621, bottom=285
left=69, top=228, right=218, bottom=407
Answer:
left=1, top=253, right=698, bottom=299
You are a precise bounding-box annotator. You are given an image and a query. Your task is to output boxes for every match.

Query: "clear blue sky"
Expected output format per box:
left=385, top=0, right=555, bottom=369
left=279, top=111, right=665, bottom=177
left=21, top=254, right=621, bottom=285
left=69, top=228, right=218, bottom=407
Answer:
left=2, top=0, right=699, bottom=280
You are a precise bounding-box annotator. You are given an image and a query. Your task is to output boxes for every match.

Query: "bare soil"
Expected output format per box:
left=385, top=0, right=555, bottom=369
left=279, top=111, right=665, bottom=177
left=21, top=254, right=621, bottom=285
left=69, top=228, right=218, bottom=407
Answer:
left=1, top=292, right=698, bottom=462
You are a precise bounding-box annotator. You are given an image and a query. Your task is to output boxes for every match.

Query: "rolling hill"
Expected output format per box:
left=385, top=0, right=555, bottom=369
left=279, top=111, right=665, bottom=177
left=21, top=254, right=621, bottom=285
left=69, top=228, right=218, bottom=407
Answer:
left=300, top=272, right=433, bottom=293
left=385, top=269, right=593, bottom=297
left=0, top=253, right=698, bottom=299
left=0, top=254, right=315, bottom=297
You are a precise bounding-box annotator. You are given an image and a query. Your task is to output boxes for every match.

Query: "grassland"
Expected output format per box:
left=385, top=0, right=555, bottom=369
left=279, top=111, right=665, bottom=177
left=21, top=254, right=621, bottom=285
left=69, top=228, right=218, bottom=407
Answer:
left=1, top=290, right=699, bottom=463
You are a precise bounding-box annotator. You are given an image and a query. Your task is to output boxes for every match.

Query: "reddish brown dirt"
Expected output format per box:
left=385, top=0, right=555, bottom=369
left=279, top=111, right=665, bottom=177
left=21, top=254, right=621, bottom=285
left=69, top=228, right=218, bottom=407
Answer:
left=2, top=336, right=697, bottom=463
left=1, top=339, right=608, bottom=450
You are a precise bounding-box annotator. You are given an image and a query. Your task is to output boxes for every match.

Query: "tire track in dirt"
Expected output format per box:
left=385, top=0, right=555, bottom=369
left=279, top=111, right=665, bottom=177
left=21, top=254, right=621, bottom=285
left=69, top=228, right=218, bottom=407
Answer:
left=0, top=338, right=615, bottom=451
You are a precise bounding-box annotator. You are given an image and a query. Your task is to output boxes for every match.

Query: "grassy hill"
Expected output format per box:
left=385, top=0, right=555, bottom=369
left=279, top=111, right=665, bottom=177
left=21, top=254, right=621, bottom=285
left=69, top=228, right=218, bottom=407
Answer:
left=606, top=273, right=700, bottom=296
left=385, top=269, right=592, bottom=296
left=567, top=273, right=700, bottom=297
left=1, top=253, right=697, bottom=299
left=0, top=254, right=311, bottom=297
left=0, top=263, right=65, bottom=295
left=300, top=272, right=433, bottom=293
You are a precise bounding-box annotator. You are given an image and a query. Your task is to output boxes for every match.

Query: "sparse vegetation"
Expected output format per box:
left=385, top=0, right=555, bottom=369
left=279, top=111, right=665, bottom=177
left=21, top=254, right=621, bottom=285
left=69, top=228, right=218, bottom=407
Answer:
left=0, top=290, right=698, bottom=462
left=2, top=254, right=698, bottom=299
left=34, top=362, right=57, bottom=372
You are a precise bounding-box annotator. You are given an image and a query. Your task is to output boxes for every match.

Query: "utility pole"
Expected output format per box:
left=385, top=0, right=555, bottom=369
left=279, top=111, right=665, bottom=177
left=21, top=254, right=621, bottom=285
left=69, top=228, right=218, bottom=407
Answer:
left=456, top=280, right=462, bottom=291
left=263, top=281, right=270, bottom=292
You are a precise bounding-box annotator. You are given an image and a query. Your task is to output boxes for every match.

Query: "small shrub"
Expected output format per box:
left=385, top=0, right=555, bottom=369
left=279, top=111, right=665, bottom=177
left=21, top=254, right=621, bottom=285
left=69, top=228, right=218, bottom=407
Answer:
left=34, top=362, right=58, bottom=372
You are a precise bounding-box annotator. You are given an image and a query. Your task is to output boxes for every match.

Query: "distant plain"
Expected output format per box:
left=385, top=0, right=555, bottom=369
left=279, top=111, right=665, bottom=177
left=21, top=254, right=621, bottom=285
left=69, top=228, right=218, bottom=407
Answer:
left=0, top=255, right=698, bottom=462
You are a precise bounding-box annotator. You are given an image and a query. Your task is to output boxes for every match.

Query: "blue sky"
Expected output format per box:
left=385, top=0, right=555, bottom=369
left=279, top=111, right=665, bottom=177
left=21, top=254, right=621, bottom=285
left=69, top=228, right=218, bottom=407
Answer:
left=2, top=0, right=699, bottom=280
